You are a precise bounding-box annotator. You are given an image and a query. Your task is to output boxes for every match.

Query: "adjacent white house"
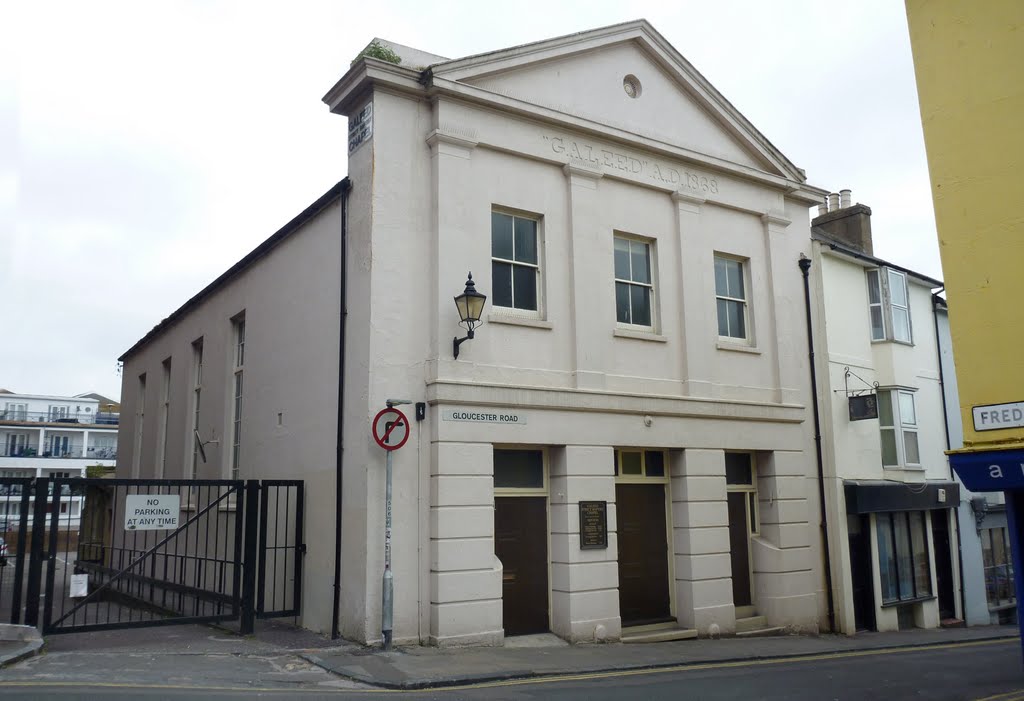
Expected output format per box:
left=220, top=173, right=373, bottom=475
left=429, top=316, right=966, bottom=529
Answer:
left=0, top=390, right=119, bottom=528
left=807, top=196, right=962, bottom=634
left=118, top=20, right=838, bottom=646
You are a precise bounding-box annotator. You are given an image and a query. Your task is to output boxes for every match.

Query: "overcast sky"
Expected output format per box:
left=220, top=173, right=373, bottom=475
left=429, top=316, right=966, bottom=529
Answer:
left=2, top=0, right=939, bottom=401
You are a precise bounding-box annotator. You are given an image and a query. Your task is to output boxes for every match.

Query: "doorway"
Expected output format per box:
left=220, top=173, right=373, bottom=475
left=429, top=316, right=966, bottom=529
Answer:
left=726, top=453, right=757, bottom=611
left=848, top=513, right=876, bottom=631
left=493, top=449, right=549, bottom=636
left=615, top=449, right=672, bottom=627
left=931, top=510, right=956, bottom=620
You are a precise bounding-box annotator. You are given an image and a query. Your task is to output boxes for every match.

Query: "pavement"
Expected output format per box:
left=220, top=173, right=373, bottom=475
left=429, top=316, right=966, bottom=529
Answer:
left=0, top=625, right=43, bottom=669
left=0, top=620, right=1018, bottom=692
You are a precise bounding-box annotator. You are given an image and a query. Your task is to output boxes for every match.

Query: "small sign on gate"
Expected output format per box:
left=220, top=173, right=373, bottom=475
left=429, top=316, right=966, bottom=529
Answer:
left=124, top=494, right=181, bottom=531
left=69, top=574, right=88, bottom=598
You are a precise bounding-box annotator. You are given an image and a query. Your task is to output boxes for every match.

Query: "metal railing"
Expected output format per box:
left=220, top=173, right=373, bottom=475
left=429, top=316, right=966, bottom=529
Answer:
left=0, top=410, right=119, bottom=426
left=0, top=476, right=304, bottom=634
left=1, top=446, right=118, bottom=460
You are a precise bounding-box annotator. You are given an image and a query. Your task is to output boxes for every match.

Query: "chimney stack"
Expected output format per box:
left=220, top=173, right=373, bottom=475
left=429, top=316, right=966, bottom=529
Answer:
left=811, top=188, right=874, bottom=254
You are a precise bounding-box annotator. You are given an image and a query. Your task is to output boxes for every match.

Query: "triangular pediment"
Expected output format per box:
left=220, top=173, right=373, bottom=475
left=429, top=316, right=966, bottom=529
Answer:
left=431, top=21, right=803, bottom=181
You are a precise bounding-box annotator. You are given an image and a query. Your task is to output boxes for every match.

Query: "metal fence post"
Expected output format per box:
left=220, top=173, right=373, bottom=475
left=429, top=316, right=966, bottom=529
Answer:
left=240, top=481, right=260, bottom=635
left=23, top=477, right=51, bottom=628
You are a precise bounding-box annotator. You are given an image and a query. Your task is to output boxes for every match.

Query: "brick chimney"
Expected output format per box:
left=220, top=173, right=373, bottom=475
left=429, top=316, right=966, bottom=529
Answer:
left=811, top=189, right=873, bottom=255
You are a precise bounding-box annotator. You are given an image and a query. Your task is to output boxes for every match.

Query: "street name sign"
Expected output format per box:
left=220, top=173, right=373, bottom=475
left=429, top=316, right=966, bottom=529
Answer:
left=973, top=401, right=1024, bottom=432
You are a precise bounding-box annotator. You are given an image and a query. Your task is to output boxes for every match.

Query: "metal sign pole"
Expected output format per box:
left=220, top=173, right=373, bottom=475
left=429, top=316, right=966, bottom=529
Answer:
left=382, top=447, right=394, bottom=650
left=372, top=401, right=409, bottom=652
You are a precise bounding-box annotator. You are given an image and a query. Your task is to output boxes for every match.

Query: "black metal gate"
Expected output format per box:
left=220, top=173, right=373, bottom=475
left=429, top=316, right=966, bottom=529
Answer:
left=0, top=476, right=303, bottom=635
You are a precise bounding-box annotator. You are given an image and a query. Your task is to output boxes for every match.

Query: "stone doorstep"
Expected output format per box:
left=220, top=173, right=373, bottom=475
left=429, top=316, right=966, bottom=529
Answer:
left=734, top=626, right=786, bottom=638
left=735, top=615, right=768, bottom=633
left=621, top=623, right=699, bottom=644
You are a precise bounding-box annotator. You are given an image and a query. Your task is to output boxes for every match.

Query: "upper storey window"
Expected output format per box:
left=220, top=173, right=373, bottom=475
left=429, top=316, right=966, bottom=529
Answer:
left=614, top=236, right=654, bottom=328
left=867, top=268, right=912, bottom=343
left=491, top=211, right=540, bottom=314
left=715, top=255, right=749, bottom=341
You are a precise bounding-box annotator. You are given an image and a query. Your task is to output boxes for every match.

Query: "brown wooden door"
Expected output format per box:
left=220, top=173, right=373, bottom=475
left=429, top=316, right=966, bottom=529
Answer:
left=616, top=484, right=672, bottom=626
left=728, top=492, right=752, bottom=607
left=494, top=497, right=548, bottom=635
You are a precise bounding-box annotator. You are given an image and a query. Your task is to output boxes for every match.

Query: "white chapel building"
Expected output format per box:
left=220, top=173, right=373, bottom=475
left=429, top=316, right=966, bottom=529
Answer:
left=118, top=21, right=833, bottom=645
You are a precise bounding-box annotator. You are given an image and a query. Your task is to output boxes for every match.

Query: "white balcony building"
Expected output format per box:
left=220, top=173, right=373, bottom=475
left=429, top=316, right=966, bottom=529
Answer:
left=0, top=390, right=119, bottom=528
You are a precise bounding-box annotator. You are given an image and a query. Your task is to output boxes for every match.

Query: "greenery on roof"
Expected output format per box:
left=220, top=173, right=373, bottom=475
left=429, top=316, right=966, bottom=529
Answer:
left=352, top=41, right=402, bottom=67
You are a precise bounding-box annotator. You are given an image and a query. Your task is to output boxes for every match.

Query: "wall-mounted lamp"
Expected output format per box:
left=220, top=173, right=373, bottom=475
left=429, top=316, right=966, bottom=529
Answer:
left=453, top=272, right=487, bottom=359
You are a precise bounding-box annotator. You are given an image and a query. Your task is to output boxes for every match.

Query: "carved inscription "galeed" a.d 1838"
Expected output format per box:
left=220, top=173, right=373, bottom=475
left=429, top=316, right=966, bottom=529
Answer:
left=545, top=135, right=719, bottom=195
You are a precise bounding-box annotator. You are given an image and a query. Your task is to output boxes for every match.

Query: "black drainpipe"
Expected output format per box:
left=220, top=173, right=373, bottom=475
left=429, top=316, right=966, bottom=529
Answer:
left=332, top=181, right=351, bottom=640
left=799, top=254, right=836, bottom=633
left=933, top=290, right=967, bottom=621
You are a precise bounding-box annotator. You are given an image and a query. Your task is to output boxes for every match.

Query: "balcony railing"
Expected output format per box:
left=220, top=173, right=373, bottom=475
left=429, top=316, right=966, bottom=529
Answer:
left=0, top=410, right=119, bottom=426
left=2, top=446, right=118, bottom=460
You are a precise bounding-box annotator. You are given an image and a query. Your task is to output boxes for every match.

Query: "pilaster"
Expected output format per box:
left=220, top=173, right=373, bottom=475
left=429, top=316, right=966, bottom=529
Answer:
left=671, top=448, right=734, bottom=633
left=673, top=191, right=713, bottom=398
left=564, top=165, right=607, bottom=390
left=549, top=445, right=620, bottom=642
left=761, top=210, right=800, bottom=404
left=428, top=127, right=480, bottom=367
left=429, top=441, right=502, bottom=646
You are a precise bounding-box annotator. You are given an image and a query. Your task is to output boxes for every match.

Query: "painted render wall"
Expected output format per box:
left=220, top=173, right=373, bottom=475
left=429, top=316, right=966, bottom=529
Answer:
left=812, top=243, right=957, bottom=634
left=117, top=198, right=344, bottom=634
left=335, top=51, right=826, bottom=645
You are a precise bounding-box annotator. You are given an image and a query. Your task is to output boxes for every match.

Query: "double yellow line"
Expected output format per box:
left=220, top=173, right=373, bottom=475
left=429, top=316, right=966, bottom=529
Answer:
left=0, top=637, right=1015, bottom=695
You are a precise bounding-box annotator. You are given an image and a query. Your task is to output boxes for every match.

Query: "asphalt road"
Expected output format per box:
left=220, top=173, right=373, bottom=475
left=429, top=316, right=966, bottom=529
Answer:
left=1, top=636, right=1022, bottom=700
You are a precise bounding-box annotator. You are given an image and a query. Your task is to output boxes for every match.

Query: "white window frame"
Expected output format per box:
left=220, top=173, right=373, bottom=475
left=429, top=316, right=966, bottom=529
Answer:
left=229, top=315, right=245, bottom=480
left=4, top=403, right=27, bottom=421
left=490, top=209, right=544, bottom=319
left=132, top=374, right=146, bottom=479
left=878, top=388, right=920, bottom=468
left=157, top=357, right=171, bottom=479
left=492, top=447, right=549, bottom=497
left=867, top=268, right=913, bottom=344
left=714, top=254, right=751, bottom=343
left=614, top=234, right=657, bottom=331
left=725, top=452, right=759, bottom=536
left=5, top=433, right=27, bottom=456
left=190, top=339, right=203, bottom=479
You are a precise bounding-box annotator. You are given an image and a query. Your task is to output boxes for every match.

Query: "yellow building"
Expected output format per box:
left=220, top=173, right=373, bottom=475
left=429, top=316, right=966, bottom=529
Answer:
left=906, top=0, right=1024, bottom=463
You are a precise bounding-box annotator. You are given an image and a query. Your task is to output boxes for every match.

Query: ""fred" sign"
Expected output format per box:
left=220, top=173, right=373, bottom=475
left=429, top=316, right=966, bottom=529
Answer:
left=973, top=401, right=1024, bottom=432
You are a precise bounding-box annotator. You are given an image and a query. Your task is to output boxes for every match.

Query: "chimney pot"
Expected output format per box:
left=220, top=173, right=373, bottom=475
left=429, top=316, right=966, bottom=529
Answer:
left=828, top=193, right=840, bottom=212
left=840, top=189, right=852, bottom=208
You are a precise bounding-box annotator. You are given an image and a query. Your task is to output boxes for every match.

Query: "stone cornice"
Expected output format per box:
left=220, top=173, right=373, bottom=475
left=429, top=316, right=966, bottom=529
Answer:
left=563, top=162, right=603, bottom=181
left=426, top=129, right=479, bottom=152
left=425, top=379, right=806, bottom=424
left=672, top=190, right=706, bottom=207
left=762, top=211, right=792, bottom=228
left=322, top=59, right=425, bottom=116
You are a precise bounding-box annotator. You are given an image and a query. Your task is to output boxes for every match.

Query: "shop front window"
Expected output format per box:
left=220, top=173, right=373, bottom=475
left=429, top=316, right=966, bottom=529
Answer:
left=876, top=511, right=931, bottom=604
left=982, top=527, right=1016, bottom=609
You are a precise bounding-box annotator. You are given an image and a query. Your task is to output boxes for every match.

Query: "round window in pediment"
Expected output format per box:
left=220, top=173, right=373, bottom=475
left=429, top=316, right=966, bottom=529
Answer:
left=623, top=74, right=642, bottom=99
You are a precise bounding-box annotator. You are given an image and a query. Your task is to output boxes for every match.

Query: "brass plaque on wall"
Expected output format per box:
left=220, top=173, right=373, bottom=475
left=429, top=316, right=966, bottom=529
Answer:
left=579, top=500, right=608, bottom=550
